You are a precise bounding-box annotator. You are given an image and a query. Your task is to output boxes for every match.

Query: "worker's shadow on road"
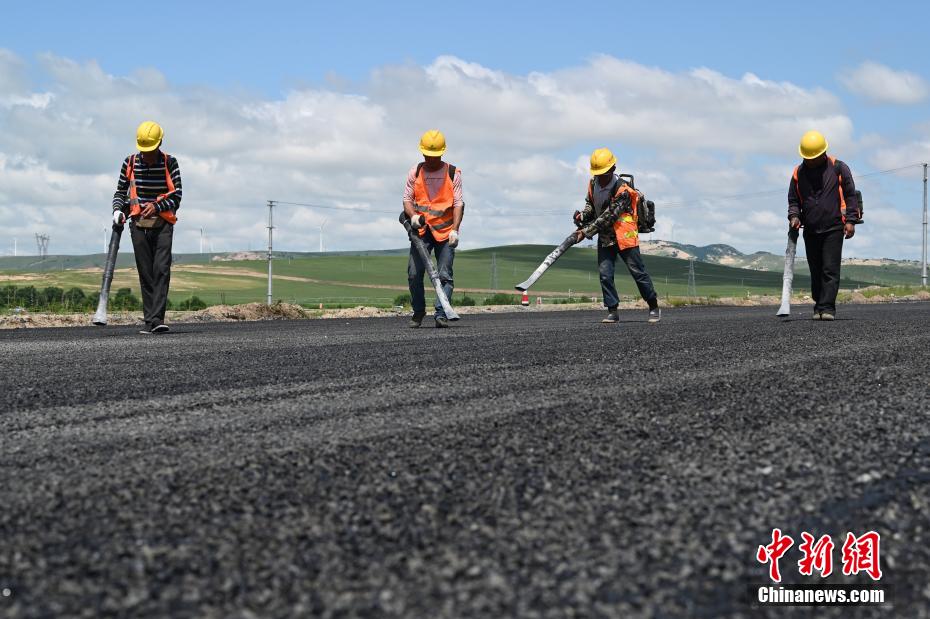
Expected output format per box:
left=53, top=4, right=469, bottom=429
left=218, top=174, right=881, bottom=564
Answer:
left=777, top=318, right=855, bottom=323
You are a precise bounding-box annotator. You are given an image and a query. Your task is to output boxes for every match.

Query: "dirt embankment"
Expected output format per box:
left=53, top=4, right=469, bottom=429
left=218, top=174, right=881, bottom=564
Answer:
left=2, top=291, right=928, bottom=329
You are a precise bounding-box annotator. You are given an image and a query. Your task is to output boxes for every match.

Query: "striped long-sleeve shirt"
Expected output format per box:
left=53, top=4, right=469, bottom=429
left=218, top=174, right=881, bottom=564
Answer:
left=111, top=152, right=182, bottom=214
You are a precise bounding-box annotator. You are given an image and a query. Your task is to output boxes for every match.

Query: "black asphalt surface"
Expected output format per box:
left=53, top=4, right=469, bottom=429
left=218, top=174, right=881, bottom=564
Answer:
left=1, top=304, right=928, bottom=618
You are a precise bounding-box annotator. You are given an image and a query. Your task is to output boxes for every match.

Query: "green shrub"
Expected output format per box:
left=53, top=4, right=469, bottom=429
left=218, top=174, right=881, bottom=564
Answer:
left=15, top=286, right=38, bottom=307
left=483, top=292, right=516, bottom=305
left=41, top=287, right=64, bottom=307
left=112, top=288, right=142, bottom=311
left=459, top=295, right=476, bottom=306
left=63, top=287, right=86, bottom=308
left=393, top=293, right=412, bottom=307
left=176, top=296, right=207, bottom=311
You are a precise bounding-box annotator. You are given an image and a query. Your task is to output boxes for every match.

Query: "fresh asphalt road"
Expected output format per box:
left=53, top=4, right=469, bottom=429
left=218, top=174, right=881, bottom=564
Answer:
left=1, top=304, right=928, bottom=618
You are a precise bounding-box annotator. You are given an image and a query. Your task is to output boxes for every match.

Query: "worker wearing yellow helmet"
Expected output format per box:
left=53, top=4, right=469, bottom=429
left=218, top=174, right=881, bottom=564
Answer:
left=402, top=129, right=464, bottom=328
left=788, top=130, right=861, bottom=320
left=111, top=121, right=183, bottom=334
left=573, top=148, right=661, bottom=324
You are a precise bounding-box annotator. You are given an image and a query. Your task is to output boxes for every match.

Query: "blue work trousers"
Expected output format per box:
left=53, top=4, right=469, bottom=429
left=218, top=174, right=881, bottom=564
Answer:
left=408, top=230, right=455, bottom=318
left=598, top=244, right=658, bottom=309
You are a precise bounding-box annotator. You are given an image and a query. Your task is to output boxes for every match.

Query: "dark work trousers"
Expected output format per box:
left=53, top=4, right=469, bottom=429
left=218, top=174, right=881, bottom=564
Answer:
left=130, top=222, right=173, bottom=326
left=408, top=229, right=455, bottom=319
left=598, top=244, right=658, bottom=310
left=803, top=228, right=844, bottom=313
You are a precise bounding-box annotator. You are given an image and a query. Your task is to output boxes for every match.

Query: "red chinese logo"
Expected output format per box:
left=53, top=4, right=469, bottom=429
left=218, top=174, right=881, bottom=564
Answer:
left=758, top=530, right=882, bottom=582
left=798, top=532, right=834, bottom=577
left=841, top=531, right=883, bottom=581
left=757, top=528, right=794, bottom=583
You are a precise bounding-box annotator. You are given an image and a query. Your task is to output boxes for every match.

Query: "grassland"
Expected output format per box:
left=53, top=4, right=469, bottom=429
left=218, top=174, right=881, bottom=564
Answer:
left=0, top=245, right=921, bottom=309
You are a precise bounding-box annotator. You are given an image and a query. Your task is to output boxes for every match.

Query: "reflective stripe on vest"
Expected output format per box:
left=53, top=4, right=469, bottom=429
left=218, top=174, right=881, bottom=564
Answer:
left=412, top=162, right=455, bottom=242
left=128, top=153, right=178, bottom=225
left=792, top=156, right=846, bottom=224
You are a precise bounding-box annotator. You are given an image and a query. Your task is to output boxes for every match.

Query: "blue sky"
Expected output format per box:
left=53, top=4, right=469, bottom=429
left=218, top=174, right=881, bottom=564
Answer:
left=1, top=1, right=929, bottom=257
left=5, top=1, right=924, bottom=97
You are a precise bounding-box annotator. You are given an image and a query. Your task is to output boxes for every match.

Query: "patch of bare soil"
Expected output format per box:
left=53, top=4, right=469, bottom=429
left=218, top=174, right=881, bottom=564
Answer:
left=0, top=311, right=144, bottom=329
left=211, top=252, right=266, bottom=262
left=187, top=302, right=312, bottom=321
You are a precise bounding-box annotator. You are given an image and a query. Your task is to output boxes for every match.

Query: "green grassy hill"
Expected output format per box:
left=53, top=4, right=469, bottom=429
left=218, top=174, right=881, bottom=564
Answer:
left=0, top=244, right=910, bottom=309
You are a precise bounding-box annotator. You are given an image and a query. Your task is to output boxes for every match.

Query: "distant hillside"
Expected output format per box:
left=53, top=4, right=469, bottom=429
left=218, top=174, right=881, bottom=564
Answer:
left=640, top=240, right=751, bottom=265
left=640, top=239, right=923, bottom=276
left=1, top=243, right=923, bottom=289
left=0, top=248, right=410, bottom=272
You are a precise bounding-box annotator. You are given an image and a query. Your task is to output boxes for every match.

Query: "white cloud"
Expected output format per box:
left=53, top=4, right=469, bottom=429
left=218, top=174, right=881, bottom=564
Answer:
left=0, top=49, right=869, bottom=258
left=840, top=61, right=929, bottom=105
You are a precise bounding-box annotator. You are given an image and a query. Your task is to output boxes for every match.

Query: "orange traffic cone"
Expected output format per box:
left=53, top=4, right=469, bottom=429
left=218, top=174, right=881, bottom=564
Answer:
left=521, top=291, right=529, bottom=306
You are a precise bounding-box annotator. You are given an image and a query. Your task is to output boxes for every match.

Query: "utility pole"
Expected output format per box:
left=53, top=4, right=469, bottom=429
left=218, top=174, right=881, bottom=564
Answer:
left=267, top=201, right=274, bottom=305
left=319, top=218, right=328, bottom=254
left=35, top=234, right=49, bottom=258
left=200, top=228, right=204, bottom=255
left=920, top=163, right=927, bottom=286
left=103, top=228, right=108, bottom=254
left=13, top=237, right=17, bottom=257
left=687, top=258, right=697, bottom=297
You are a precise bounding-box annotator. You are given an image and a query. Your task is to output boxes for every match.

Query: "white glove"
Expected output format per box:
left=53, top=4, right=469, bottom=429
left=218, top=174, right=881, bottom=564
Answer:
left=112, top=210, right=126, bottom=225
left=448, top=229, right=459, bottom=248
left=410, top=214, right=425, bottom=229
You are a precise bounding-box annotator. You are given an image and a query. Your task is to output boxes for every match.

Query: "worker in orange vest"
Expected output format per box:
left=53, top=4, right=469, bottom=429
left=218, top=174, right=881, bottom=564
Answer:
left=788, top=131, right=861, bottom=320
left=402, top=130, right=464, bottom=328
left=111, top=121, right=182, bottom=334
left=574, top=148, right=660, bottom=324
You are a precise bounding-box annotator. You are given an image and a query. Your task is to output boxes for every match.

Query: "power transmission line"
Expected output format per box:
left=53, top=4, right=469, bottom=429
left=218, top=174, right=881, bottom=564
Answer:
left=271, top=200, right=398, bottom=214
left=269, top=162, right=924, bottom=220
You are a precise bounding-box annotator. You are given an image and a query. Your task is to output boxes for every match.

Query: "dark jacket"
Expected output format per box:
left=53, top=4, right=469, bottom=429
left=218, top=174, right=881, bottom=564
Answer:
left=578, top=175, right=635, bottom=247
left=787, top=158, right=859, bottom=234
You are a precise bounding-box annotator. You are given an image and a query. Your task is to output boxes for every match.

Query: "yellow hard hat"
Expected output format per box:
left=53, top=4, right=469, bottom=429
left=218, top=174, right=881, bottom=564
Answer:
left=419, top=129, right=446, bottom=156
left=136, top=121, right=164, bottom=152
left=798, top=130, right=828, bottom=159
left=590, top=148, right=617, bottom=176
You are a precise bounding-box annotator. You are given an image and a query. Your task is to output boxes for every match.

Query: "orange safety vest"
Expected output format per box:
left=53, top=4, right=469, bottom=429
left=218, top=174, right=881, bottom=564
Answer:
left=792, top=155, right=846, bottom=224
left=412, top=162, right=456, bottom=242
left=127, top=153, right=178, bottom=225
left=588, top=178, right=641, bottom=250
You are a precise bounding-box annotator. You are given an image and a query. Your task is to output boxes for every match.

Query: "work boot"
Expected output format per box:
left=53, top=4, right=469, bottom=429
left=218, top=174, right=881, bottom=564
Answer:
left=648, top=308, right=661, bottom=323
left=139, top=323, right=153, bottom=335
left=812, top=312, right=822, bottom=320
left=152, top=324, right=170, bottom=333
left=435, top=316, right=450, bottom=329
left=820, top=312, right=835, bottom=321
left=601, top=307, right=619, bottom=323
left=409, top=312, right=425, bottom=328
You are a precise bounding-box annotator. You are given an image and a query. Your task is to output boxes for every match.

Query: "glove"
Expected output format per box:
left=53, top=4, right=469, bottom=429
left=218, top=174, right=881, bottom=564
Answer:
left=410, top=214, right=425, bottom=229
left=112, top=210, right=126, bottom=226
left=448, top=230, right=459, bottom=248
left=789, top=216, right=801, bottom=230
left=573, top=210, right=582, bottom=225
